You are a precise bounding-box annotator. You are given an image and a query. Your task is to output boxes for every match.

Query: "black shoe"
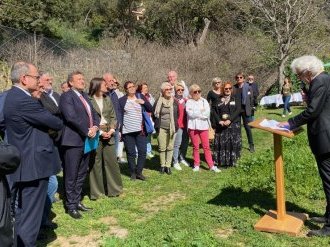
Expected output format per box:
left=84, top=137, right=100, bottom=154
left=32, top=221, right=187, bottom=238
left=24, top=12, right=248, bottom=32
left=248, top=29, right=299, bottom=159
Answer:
left=310, top=216, right=327, bottom=224
left=249, top=144, right=255, bottom=153
left=136, top=174, right=146, bottom=181
left=130, top=174, right=136, bottom=180
left=160, top=167, right=165, bottom=174
left=165, top=167, right=172, bottom=175
left=77, top=203, right=92, bottom=211
left=307, top=226, right=330, bottom=237
left=67, top=209, right=82, bottom=219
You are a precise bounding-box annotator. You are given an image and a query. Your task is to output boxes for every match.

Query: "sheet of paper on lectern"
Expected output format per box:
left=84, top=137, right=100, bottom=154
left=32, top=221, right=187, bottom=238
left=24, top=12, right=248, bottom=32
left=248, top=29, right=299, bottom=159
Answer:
left=259, top=119, right=290, bottom=132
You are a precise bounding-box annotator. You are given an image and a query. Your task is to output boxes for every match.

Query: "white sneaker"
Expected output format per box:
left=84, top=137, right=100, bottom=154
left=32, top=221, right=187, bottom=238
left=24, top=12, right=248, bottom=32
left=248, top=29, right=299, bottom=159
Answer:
left=192, top=166, right=200, bottom=172
left=289, top=112, right=292, bottom=115
left=210, top=166, right=221, bottom=173
left=147, top=153, right=154, bottom=159
left=173, top=163, right=182, bottom=171
left=117, top=157, right=127, bottom=164
left=180, top=159, right=190, bottom=167
left=282, top=114, right=286, bottom=118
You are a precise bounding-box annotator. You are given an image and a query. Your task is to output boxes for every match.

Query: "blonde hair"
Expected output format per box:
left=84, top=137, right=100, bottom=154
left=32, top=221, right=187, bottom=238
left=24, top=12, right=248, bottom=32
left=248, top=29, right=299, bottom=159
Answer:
left=212, top=77, right=222, bottom=87
left=189, top=84, right=201, bottom=95
left=175, top=82, right=184, bottom=91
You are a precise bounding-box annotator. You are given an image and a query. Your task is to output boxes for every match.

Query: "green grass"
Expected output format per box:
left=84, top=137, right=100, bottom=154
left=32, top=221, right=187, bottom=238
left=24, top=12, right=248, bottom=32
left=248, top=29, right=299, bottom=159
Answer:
left=41, top=106, right=330, bottom=246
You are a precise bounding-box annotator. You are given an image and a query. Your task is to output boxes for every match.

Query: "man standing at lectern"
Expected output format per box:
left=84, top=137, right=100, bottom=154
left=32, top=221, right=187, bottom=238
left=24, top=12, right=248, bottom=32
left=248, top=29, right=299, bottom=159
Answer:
left=280, top=55, right=330, bottom=237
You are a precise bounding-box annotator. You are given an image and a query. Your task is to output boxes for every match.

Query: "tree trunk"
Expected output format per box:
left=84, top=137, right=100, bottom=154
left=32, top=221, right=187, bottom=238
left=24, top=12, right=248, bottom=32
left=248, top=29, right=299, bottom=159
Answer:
left=197, top=18, right=211, bottom=45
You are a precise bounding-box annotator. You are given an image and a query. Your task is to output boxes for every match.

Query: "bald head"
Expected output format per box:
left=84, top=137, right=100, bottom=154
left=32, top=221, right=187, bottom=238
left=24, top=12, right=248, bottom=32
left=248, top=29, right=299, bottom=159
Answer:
left=167, top=71, right=178, bottom=85
left=103, top=73, right=115, bottom=90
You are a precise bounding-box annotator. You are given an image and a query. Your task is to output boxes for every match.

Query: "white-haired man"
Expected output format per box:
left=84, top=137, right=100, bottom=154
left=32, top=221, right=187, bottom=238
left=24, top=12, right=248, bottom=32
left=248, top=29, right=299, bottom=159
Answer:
left=167, top=71, right=189, bottom=98
left=279, top=55, right=330, bottom=237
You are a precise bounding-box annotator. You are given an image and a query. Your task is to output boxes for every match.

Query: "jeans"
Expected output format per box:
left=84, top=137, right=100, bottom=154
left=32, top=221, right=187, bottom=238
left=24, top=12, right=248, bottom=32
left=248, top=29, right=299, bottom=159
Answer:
left=115, top=129, right=124, bottom=158
left=282, top=95, right=291, bottom=115
left=42, top=175, right=58, bottom=225
left=123, top=131, right=147, bottom=176
left=188, top=129, right=214, bottom=168
left=146, top=134, right=152, bottom=155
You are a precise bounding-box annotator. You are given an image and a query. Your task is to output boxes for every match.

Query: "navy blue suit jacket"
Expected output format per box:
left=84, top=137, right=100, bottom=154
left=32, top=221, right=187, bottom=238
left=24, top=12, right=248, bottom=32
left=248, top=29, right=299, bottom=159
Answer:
left=4, top=86, right=63, bottom=182
left=59, top=89, right=100, bottom=147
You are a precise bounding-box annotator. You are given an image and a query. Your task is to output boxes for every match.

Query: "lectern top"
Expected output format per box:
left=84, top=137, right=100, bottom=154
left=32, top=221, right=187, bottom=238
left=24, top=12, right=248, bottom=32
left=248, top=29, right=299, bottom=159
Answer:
left=248, top=118, right=303, bottom=138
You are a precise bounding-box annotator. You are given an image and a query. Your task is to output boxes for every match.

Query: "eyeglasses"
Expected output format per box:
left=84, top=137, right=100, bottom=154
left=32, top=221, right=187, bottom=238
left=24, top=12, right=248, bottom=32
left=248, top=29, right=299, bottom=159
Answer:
left=176, top=89, right=184, bottom=92
left=236, top=76, right=243, bottom=79
left=193, top=90, right=201, bottom=94
left=164, top=88, right=172, bottom=91
left=248, top=78, right=254, bottom=80
left=224, top=87, right=232, bottom=90
left=25, top=74, right=40, bottom=80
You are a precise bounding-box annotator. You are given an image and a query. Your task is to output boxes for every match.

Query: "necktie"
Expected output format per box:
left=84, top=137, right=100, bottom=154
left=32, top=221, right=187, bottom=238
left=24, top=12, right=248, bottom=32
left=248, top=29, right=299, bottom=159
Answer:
left=79, top=95, right=93, bottom=128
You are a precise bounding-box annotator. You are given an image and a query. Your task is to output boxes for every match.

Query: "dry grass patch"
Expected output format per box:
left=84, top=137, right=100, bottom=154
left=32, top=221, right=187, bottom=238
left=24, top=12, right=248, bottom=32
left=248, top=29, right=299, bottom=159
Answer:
left=141, top=191, right=186, bottom=214
left=214, top=228, right=235, bottom=239
left=48, top=216, right=128, bottom=246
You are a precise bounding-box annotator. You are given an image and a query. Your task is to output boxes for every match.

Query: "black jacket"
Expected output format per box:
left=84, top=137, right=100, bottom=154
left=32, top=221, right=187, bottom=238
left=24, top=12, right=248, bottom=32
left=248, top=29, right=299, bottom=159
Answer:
left=211, top=94, right=242, bottom=131
left=288, top=72, right=330, bottom=156
left=0, top=143, right=20, bottom=247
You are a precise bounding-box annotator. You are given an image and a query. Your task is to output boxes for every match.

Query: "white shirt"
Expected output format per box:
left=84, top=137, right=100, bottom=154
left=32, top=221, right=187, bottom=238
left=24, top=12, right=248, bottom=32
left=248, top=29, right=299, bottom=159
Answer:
left=186, top=97, right=210, bottom=130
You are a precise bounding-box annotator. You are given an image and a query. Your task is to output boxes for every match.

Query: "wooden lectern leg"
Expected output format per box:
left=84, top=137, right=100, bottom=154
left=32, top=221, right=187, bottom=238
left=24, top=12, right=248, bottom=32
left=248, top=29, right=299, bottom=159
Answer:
left=254, top=134, right=308, bottom=235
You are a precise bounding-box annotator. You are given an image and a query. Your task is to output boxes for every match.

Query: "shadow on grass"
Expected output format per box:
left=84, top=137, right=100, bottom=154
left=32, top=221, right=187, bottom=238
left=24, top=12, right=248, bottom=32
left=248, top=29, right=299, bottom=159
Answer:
left=208, top=186, right=317, bottom=219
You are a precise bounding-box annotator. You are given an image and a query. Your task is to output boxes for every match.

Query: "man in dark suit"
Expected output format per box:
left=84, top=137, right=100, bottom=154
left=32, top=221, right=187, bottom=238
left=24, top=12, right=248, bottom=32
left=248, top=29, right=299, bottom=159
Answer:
left=33, top=74, right=62, bottom=229
left=233, top=72, right=255, bottom=152
left=280, top=55, right=330, bottom=237
left=59, top=71, right=100, bottom=219
left=0, top=142, right=20, bottom=247
left=4, top=62, right=63, bottom=246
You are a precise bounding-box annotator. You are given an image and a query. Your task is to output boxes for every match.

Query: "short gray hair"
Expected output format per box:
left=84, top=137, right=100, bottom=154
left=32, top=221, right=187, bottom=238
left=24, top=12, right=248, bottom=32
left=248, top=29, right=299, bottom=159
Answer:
left=10, top=62, right=30, bottom=84
left=160, top=82, right=172, bottom=91
left=291, top=55, right=324, bottom=77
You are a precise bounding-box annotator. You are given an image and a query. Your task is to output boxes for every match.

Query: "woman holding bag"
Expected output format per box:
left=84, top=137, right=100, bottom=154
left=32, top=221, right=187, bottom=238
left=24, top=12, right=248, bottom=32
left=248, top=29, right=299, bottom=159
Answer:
left=88, top=78, right=123, bottom=199
left=118, top=81, right=153, bottom=180
left=153, top=82, right=179, bottom=175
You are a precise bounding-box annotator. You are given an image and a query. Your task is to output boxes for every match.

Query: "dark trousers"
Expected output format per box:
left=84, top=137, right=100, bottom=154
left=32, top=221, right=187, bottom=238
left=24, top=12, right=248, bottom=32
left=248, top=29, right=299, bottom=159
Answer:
left=180, top=127, right=189, bottom=160
left=241, top=111, right=254, bottom=146
left=11, top=178, right=48, bottom=247
left=316, top=153, right=330, bottom=225
left=63, top=146, right=90, bottom=211
left=123, top=131, right=147, bottom=176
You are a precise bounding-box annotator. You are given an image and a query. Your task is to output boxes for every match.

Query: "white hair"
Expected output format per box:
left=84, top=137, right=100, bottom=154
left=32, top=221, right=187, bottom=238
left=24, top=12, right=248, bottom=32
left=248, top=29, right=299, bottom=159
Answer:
left=160, top=82, right=172, bottom=91
left=291, top=55, right=324, bottom=77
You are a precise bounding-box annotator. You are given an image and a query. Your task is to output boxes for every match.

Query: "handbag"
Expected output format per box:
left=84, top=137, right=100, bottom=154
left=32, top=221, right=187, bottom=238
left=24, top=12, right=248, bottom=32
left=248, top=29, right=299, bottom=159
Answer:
left=208, top=127, right=215, bottom=140
left=137, top=94, right=154, bottom=134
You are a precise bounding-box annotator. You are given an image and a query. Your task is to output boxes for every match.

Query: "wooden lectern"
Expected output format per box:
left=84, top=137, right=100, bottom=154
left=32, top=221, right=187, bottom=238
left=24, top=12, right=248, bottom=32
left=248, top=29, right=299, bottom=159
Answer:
left=249, top=118, right=308, bottom=236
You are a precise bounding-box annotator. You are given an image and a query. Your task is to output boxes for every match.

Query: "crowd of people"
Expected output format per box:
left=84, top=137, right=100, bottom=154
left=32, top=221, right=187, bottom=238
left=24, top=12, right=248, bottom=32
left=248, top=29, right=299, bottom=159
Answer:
left=0, top=60, right=263, bottom=246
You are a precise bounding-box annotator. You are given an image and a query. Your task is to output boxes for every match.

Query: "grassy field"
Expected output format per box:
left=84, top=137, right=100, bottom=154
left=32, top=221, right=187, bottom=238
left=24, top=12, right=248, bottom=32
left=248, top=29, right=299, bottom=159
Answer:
left=40, top=106, right=330, bottom=247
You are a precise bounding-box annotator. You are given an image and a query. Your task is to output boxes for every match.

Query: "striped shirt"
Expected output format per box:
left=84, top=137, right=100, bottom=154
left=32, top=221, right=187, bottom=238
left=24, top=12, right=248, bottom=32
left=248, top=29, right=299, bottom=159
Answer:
left=122, top=99, right=143, bottom=134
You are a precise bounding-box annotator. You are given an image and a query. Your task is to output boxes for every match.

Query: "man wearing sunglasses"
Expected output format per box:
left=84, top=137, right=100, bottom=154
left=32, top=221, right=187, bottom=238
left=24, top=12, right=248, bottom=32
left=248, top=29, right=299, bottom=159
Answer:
left=234, top=72, right=255, bottom=153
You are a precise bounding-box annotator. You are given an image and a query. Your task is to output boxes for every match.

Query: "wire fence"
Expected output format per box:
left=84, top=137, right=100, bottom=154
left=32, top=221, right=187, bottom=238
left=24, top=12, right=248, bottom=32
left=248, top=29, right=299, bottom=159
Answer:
left=0, top=24, right=132, bottom=92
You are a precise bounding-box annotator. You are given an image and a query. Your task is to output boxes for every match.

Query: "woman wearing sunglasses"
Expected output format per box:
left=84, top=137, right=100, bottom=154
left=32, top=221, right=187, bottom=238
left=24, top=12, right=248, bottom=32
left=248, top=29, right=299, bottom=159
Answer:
left=153, top=82, right=179, bottom=175
left=186, top=84, right=220, bottom=173
left=212, top=82, right=242, bottom=167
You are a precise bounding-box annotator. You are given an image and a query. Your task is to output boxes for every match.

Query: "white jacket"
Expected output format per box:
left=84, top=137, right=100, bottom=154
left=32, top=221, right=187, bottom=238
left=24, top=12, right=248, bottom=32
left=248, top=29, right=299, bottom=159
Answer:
left=186, top=97, right=210, bottom=130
